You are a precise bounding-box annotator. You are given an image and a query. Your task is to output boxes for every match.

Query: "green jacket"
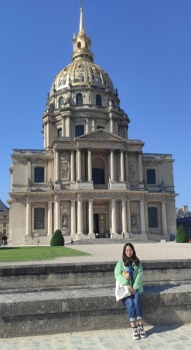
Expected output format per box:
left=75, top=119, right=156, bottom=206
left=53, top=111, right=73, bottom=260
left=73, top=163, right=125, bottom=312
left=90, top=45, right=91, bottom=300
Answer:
left=114, top=259, right=144, bottom=293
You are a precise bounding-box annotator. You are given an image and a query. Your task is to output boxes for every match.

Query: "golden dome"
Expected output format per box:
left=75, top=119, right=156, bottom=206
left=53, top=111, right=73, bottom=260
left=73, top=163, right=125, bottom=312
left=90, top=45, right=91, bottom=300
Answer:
left=50, top=8, right=115, bottom=95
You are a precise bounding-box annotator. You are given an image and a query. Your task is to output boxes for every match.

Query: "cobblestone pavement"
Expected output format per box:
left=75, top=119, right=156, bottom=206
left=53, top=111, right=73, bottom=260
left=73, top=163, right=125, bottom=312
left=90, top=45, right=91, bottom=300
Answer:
left=0, top=324, right=191, bottom=349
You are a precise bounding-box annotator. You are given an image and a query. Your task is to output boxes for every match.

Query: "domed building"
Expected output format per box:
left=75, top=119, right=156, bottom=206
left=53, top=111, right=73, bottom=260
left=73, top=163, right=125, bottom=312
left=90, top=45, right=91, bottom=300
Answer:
left=8, top=8, right=177, bottom=245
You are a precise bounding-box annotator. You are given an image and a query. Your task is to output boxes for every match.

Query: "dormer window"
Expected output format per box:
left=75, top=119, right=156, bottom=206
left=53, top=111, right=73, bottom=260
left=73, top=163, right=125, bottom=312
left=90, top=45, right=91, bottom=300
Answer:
left=96, top=94, right=102, bottom=106
left=76, top=93, right=83, bottom=105
left=59, top=97, right=64, bottom=108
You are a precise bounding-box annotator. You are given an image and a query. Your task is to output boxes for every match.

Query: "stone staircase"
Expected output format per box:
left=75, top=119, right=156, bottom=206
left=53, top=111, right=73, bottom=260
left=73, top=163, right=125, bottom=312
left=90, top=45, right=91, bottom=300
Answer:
left=0, top=260, right=191, bottom=338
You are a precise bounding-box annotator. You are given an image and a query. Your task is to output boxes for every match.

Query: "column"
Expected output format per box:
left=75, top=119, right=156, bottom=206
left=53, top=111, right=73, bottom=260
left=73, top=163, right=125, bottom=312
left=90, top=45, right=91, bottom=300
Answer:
left=110, top=149, right=114, bottom=181
left=110, top=116, right=113, bottom=133
left=77, top=147, right=82, bottom=181
left=162, top=201, right=168, bottom=234
left=77, top=198, right=83, bottom=234
left=55, top=150, right=59, bottom=181
left=70, top=150, right=75, bottom=182
left=111, top=199, right=117, bottom=234
left=47, top=122, right=50, bottom=148
left=92, top=118, right=95, bottom=131
left=44, top=123, right=47, bottom=148
left=26, top=200, right=31, bottom=236
left=88, top=148, right=92, bottom=181
left=54, top=199, right=60, bottom=231
left=121, top=199, right=127, bottom=235
left=88, top=199, right=94, bottom=235
left=125, top=151, right=129, bottom=184
left=127, top=200, right=131, bottom=233
left=86, top=118, right=89, bottom=134
left=120, top=150, right=125, bottom=182
left=48, top=201, right=53, bottom=235
left=140, top=200, right=146, bottom=234
left=62, top=117, right=65, bottom=137
left=66, top=115, right=71, bottom=137
left=71, top=200, right=76, bottom=235
left=138, top=152, right=143, bottom=183
left=144, top=201, right=148, bottom=233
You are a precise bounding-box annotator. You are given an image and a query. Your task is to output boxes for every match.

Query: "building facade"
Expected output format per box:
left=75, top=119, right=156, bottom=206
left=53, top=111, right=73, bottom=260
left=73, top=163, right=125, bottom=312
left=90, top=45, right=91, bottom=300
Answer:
left=8, top=8, right=177, bottom=245
left=0, top=199, right=9, bottom=244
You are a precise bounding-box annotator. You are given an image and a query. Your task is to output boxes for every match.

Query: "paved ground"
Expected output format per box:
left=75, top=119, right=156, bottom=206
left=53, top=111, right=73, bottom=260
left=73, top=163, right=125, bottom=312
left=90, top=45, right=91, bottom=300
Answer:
left=1, top=241, right=191, bottom=266
left=0, top=324, right=191, bottom=349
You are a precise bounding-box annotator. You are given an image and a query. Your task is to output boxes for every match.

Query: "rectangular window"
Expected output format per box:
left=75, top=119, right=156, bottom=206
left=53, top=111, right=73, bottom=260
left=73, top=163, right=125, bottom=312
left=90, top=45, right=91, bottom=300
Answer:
left=34, top=208, right=45, bottom=230
left=3, top=229, right=6, bottom=235
left=34, top=167, right=44, bottom=183
left=75, top=125, right=84, bottom=137
left=3, top=215, right=6, bottom=218
left=147, top=169, right=156, bottom=184
left=148, top=207, right=158, bottom=228
left=3, top=222, right=6, bottom=227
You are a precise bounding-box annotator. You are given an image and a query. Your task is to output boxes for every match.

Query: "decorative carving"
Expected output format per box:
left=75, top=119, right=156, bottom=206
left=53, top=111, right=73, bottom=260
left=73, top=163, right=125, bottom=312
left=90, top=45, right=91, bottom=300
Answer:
left=48, top=178, right=53, bottom=190
left=129, top=162, right=136, bottom=181
left=61, top=161, right=69, bottom=180
left=26, top=178, right=31, bottom=188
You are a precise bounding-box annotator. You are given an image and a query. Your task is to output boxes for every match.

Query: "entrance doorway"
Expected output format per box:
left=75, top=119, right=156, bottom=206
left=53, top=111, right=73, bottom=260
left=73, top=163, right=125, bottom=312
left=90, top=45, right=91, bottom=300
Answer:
left=93, top=213, right=106, bottom=237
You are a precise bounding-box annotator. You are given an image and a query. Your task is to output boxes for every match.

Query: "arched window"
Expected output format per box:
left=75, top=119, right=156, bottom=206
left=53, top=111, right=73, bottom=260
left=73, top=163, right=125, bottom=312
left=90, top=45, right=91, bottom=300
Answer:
left=148, top=207, right=158, bottom=228
left=96, top=94, right=102, bottom=106
left=92, top=168, right=105, bottom=184
left=76, top=93, right=83, bottom=105
left=34, top=167, right=44, bottom=183
left=59, top=97, right=64, bottom=108
left=58, top=128, right=62, bottom=137
left=75, top=125, right=84, bottom=137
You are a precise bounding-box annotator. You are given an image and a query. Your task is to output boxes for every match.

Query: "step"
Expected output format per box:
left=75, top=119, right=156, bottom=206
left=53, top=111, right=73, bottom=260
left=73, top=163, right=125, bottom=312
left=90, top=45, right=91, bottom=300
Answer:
left=0, top=284, right=191, bottom=338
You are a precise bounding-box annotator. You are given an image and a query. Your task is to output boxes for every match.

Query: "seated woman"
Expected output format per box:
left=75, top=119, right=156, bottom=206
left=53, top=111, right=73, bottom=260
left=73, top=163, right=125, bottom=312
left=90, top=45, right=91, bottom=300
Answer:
left=114, top=242, right=146, bottom=340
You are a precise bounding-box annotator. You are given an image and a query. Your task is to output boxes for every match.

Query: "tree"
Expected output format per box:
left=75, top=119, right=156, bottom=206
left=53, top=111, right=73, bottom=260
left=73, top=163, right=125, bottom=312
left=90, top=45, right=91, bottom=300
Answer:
left=176, top=225, right=188, bottom=243
left=50, top=229, right=65, bottom=246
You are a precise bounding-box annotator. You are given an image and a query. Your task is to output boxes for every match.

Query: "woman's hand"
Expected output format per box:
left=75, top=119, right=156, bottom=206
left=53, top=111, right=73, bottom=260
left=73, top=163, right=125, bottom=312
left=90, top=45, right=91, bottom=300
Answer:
left=128, top=285, right=136, bottom=295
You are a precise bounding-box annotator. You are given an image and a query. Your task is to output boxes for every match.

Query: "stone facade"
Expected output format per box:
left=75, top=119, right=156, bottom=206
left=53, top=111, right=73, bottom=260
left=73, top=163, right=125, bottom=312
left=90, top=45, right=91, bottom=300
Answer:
left=0, top=199, right=9, bottom=244
left=8, top=8, right=177, bottom=245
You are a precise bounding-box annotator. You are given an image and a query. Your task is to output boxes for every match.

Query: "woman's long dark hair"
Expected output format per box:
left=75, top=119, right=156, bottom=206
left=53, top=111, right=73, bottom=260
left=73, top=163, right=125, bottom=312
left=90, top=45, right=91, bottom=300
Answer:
left=122, top=243, right=140, bottom=267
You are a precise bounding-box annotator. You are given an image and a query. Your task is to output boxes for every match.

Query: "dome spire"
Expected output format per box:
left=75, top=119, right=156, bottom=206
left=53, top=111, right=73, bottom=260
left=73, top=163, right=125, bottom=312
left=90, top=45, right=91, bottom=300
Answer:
left=79, top=1, right=84, bottom=32
left=72, top=3, right=94, bottom=62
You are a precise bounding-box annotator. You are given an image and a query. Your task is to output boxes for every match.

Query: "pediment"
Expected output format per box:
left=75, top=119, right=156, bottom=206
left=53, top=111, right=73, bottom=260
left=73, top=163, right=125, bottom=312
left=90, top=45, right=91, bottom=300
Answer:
left=77, top=129, right=124, bottom=142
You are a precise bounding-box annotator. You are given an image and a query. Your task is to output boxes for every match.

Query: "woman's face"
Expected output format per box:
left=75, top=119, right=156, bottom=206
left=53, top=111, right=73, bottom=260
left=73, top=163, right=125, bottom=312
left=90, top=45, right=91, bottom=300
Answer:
left=125, top=246, right=133, bottom=258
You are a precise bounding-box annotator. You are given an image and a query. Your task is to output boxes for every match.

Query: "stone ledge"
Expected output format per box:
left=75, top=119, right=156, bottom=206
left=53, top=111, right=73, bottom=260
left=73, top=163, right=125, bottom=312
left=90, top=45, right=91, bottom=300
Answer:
left=0, top=284, right=191, bottom=338
left=1, top=260, right=191, bottom=291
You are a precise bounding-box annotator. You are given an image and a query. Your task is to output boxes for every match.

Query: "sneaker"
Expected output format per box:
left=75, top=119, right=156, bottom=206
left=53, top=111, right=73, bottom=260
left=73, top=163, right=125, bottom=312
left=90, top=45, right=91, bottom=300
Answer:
left=132, top=327, right=140, bottom=340
left=139, top=325, right=146, bottom=338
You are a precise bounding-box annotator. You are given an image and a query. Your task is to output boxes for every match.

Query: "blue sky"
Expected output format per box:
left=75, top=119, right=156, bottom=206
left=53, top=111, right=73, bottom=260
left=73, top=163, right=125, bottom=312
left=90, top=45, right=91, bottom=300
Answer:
left=0, top=0, right=190, bottom=209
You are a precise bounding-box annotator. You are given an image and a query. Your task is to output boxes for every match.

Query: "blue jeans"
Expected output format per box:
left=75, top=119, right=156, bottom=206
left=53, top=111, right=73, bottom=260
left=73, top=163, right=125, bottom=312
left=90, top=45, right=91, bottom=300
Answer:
left=123, top=291, right=143, bottom=322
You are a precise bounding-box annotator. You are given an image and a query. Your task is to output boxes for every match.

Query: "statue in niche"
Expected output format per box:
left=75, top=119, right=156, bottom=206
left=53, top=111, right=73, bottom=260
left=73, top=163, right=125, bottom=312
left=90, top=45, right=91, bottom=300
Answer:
left=62, top=212, right=69, bottom=228
left=131, top=215, right=137, bottom=227
left=61, top=161, right=69, bottom=180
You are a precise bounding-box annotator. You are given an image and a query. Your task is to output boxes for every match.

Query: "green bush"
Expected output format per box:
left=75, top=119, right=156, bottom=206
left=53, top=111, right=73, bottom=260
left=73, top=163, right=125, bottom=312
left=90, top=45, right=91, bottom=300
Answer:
left=50, top=229, right=65, bottom=246
left=176, top=225, right=188, bottom=243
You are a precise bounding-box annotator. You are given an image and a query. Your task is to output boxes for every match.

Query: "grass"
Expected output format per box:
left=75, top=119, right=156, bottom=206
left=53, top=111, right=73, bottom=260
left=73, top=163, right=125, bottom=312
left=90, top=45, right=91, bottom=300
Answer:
left=0, top=246, right=90, bottom=262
